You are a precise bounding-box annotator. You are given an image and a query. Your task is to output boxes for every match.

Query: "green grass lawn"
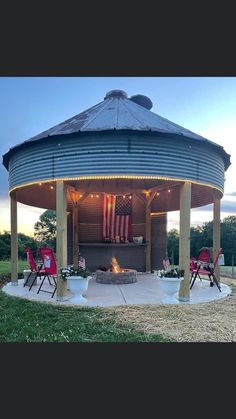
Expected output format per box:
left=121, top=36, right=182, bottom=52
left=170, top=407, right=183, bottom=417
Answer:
left=0, top=260, right=28, bottom=275
left=0, top=292, right=170, bottom=342
left=0, top=260, right=234, bottom=342
left=0, top=260, right=170, bottom=342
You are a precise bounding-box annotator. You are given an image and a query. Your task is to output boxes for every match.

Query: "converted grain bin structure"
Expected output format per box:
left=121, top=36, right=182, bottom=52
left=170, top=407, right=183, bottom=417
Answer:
left=2, top=89, right=231, bottom=301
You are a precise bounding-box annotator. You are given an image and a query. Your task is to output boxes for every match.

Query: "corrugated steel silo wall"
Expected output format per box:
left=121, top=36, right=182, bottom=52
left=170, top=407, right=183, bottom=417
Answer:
left=8, top=132, right=225, bottom=191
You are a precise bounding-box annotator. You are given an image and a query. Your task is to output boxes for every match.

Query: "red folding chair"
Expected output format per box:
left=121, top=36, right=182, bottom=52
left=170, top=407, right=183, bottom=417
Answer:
left=190, top=256, right=197, bottom=273
left=190, top=248, right=222, bottom=292
left=37, top=247, right=57, bottom=298
left=24, top=246, right=46, bottom=290
left=189, top=248, right=211, bottom=284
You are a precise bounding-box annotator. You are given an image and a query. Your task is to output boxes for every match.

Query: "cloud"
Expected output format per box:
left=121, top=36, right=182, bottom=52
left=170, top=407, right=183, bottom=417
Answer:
left=226, top=192, right=236, bottom=196
left=0, top=199, right=45, bottom=236
left=191, top=195, right=236, bottom=214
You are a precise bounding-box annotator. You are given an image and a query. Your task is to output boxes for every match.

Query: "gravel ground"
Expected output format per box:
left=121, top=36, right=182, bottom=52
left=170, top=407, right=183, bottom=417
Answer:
left=103, top=277, right=236, bottom=342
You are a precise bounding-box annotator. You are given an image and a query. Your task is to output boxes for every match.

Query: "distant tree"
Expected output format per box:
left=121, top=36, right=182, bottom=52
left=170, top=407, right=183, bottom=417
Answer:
left=18, top=233, right=38, bottom=259
left=34, top=210, right=56, bottom=250
left=220, top=216, right=236, bottom=265
left=190, top=216, right=236, bottom=264
left=201, top=221, right=213, bottom=248
left=190, top=225, right=208, bottom=257
left=0, top=231, right=38, bottom=260
left=0, top=231, right=11, bottom=260
left=167, top=229, right=179, bottom=264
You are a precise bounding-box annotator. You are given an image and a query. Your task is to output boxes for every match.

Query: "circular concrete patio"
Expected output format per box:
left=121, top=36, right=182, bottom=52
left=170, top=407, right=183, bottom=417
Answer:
left=2, top=273, right=231, bottom=306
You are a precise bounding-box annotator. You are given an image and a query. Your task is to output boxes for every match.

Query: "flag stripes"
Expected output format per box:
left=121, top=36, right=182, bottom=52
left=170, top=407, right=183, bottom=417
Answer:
left=102, top=194, right=132, bottom=240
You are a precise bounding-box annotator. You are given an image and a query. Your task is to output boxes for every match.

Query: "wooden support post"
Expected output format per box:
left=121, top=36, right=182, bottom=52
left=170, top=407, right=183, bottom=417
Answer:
left=178, top=182, right=191, bottom=302
left=10, top=195, right=18, bottom=285
left=56, top=180, right=68, bottom=300
left=145, top=192, right=156, bottom=272
left=146, top=205, right=151, bottom=272
left=72, top=204, right=79, bottom=267
left=213, top=197, right=221, bottom=283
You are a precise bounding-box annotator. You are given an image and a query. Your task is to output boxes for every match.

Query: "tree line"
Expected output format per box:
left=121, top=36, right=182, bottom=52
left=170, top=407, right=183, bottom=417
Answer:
left=0, top=210, right=56, bottom=260
left=0, top=211, right=236, bottom=265
left=168, top=215, right=236, bottom=265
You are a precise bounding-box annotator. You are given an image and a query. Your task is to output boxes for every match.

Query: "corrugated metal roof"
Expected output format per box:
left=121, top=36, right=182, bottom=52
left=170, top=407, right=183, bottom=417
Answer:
left=25, top=90, right=214, bottom=143
left=2, top=90, right=231, bottom=171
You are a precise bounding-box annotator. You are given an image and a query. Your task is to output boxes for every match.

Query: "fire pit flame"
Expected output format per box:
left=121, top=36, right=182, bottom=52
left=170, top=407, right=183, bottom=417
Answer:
left=111, top=257, right=124, bottom=273
left=96, top=258, right=137, bottom=284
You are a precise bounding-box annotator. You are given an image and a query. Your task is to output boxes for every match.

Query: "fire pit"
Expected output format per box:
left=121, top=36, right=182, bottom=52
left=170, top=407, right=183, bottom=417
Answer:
left=95, top=257, right=137, bottom=284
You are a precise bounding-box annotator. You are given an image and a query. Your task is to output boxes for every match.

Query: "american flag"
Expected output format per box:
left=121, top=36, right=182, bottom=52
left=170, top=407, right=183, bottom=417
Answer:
left=78, top=256, right=86, bottom=270
left=102, top=193, right=132, bottom=241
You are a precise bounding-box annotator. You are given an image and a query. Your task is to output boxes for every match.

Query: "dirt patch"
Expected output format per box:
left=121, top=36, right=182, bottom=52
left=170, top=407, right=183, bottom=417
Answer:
left=103, top=277, right=236, bottom=342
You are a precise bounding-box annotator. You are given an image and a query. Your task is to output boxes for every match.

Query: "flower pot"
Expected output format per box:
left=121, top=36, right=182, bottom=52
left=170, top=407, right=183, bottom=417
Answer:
left=158, top=276, right=183, bottom=304
left=68, top=276, right=91, bottom=304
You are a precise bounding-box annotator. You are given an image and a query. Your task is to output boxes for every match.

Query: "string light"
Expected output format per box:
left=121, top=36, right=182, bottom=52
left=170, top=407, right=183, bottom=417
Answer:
left=168, top=189, right=171, bottom=193
left=79, top=194, right=83, bottom=198
left=96, top=194, right=99, bottom=198
left=50, top=186, right=54, bottom=190
left=123, top=195, right=126, bottom=198
left=156, top=192, right=160, bottom=196
left=38, top=183, right=42, bottom=186
left=129, top=195, right=132, bottom=199
left=151, top=212, right=167, bottom=216
left=90, top=194, right=94, bottom=198
left=8, top=175, right=224, bottom=196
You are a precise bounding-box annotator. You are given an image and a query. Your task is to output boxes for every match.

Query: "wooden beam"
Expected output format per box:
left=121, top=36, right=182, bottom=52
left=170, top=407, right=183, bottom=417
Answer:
left=213, top=197, right=221, bottom=283
left=77, top=192, right=89, bottom=207
left=178, top=182, right=191, bottom=302
left=67, top=186, right=78, bottom=206
left=56, top=180, right=68, bottom=300
left=133, top=193, right=146, bottom=205
left=146, top=191, right=156, bottom=208
left=72, top=204, right=79, bottom=267
left=10, top=195, right=18, bottom=284
left=149, top=183, right=180, bottom=193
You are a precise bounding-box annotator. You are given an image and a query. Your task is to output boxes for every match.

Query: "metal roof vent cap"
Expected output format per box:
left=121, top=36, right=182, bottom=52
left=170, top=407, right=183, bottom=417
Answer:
left=129, top=94, right=153, bottom=110
left=104, top=90, right=128, bottom=99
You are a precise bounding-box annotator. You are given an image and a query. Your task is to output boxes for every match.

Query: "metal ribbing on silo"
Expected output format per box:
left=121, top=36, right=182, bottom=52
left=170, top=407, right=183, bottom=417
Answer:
left=8, top=132, right=225, bottom=192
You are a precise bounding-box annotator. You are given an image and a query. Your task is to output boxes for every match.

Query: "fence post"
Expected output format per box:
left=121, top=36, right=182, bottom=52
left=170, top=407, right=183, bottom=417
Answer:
left=232, top=254, right=234, bottom=279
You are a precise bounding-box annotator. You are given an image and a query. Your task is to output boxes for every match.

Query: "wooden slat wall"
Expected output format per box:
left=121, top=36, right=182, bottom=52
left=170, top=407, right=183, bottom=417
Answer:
left=79, top=245, right=146, bottom=271
left=131, top=194, right=146, bottom=238
left=78, top=196, right=102, bottom=242
left=67, top=195, right=167, bottom=270
left=151, top=214, right=167, bottom=270
left=70, top=194, right=147, bottom=244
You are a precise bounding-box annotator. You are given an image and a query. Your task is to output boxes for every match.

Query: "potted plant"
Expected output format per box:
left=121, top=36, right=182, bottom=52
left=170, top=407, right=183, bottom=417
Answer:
left=61, top=265, right=92, bottom=304
left=157, top=268, right=184, bottom=304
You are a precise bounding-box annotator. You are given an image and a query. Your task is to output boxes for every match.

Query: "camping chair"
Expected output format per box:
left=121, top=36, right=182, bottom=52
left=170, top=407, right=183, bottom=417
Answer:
left=24, top=246, right=46, bottom=290
left=37, top=247, right=57, bottom=298
left=190, top=248, right=222, bottom=292
left=190, top=256, right=197, bottom=274
left=189, top=248, right=211, bottom=284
